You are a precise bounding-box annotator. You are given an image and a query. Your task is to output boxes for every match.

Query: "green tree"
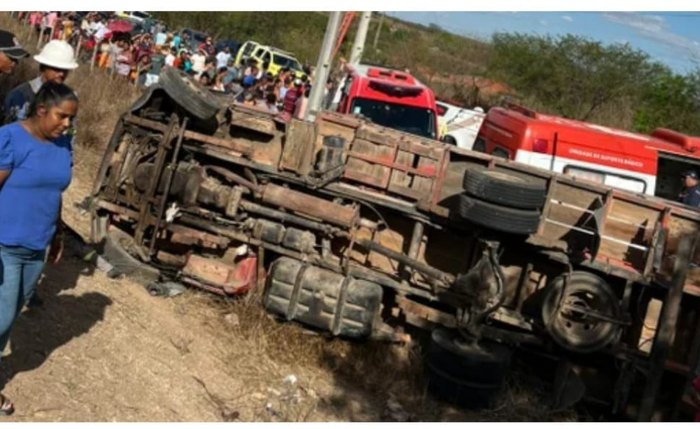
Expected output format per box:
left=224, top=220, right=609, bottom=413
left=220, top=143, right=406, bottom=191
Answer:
left=487, top=33, right=665, bottom=121
left=633, top=68, right=700, bottom=135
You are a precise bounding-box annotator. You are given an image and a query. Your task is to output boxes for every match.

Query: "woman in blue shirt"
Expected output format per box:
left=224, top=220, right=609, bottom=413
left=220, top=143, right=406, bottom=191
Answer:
left=0, top=82, right=77, bottom=416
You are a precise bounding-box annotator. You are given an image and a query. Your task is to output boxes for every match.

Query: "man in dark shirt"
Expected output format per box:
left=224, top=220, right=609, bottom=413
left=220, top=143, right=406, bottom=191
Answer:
left=0, top=30, right=29, bottom=120
left=4, top=40, right=78, bottom=124
left=680, top=170, right=700, bottom=208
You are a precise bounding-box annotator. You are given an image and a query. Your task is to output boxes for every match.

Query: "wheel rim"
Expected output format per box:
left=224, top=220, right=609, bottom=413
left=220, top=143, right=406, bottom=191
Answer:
left=543, top=275, right=621, bottom=353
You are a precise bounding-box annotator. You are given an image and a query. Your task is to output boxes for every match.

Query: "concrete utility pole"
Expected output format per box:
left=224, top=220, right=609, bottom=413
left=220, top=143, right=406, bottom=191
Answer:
left=305, top=11, right=343, bottom=122
left=373, top=13, right=384, bottom=49
left=349, top=12, right=372, bottom=65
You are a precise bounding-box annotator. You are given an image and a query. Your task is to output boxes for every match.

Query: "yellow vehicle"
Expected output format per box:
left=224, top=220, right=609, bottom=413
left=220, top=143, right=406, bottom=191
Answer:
left=234, top=40, right=305, bottom=78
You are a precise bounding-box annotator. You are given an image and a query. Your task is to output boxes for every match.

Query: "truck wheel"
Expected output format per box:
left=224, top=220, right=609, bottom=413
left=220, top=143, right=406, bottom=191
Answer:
left=442, top=135, right=457, bottom=146
left=159, top=66, right=221, bottom=120
left=463, top=167, right=547, bottom=210
left=541, top=271, right=622, bottom=353
left=457, top=194, right=541, bottom=235
left=425, top=328, right=511, bottom=408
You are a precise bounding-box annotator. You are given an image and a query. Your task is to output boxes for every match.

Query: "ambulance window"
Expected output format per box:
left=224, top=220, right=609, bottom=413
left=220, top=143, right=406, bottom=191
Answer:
left=604, top=175, right=646, bottom=194
left=492, top=146, right=510, bottom=159
left=564, top=166, right=647, bottom=193
left=564, top=166, right=604, bottom=184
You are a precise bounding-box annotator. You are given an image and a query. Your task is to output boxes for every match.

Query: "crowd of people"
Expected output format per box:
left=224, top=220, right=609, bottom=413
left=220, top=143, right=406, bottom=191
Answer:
left=9, top=12, right=327, bottom=120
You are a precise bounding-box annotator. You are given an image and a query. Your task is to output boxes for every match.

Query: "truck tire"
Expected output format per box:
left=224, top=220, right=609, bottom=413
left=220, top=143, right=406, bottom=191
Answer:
left=425, top=328, right=511, bottom=408
left=463, top=167, right=547, bottom=210
left=542, top=271, right=622, bottom=353
left=457, top=194, right=541, bottom=235
left=159, top=66, right=221, bottom=120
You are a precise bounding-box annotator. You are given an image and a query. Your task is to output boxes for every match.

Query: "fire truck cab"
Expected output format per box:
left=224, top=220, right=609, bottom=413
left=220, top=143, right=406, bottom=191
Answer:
left=475, top=104, right=700, bottom=203
left=329, top=64, right=439, bottom=140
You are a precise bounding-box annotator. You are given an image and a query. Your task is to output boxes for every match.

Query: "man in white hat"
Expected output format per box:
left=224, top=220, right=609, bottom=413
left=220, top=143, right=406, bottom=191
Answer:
left=3, top=40, right=79, bottom=124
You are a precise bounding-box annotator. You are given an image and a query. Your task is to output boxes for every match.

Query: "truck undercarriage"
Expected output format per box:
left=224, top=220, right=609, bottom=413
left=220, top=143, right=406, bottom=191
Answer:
left=89, top=68, right=700, bottom=421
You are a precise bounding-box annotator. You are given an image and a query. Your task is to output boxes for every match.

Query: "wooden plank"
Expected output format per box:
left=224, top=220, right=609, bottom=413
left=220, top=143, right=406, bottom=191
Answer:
left=389, top=150, right=415, bottom=189
left=412, top=157, right=437, bottom=196
left=230, top=110, right=276, bottom=135
left=387, top=183, right=424, bottom=200
left=279, top=119, right=316, bottom=174
left=350, top=138, right=395, bottom=161
left=344, top=157, right=391, bottom=188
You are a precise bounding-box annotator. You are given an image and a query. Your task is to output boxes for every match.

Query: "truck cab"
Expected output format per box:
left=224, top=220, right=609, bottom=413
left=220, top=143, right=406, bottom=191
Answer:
left=330, top=64, right=439, bottom=140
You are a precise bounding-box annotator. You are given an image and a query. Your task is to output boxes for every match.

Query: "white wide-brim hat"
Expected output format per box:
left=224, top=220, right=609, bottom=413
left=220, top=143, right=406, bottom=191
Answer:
left=34, top=40, right=79, bottom=70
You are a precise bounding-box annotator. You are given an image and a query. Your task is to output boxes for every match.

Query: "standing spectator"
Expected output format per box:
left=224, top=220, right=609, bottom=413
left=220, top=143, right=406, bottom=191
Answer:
left=0, top=30, right=29, bottom=123
left=164, top=47, right=176, bottom=67
left=92, top=15, right=108, bottom=43
left=173, top=49, right=192, bottom=73
left=4, top=40, right=79, bottom=125
left=211, top=67, right=228, bottom=92
left=216, top=46, right=231, bottom=70
left=679, top=171, right=700, bottom=207
left=0, top=82, right=78, bottom=417
left=264, top=93, right=279, bottom=114
left=114, top=39, right=134, bottom=80
left=155, top=28, right=167, bottom=46
left=279, top=76, right=293, bottom=101
left=60, top=14, right=74, bottom=41
left=144, top=46, right=167, bottom=87
left=135, top=54, right=151, bottom=86
left=242, top=65, right=258, bottom=88
left=190, top=49, right=206, bottom=78
left=172, top=32, right=181, bottom=50
left=295, top=84, right=311, bottom=120
left=222, top=59, right=239, bottom=86
left=30, top=12, right=43, bottom=38
left=198, top=36, right=215, bottom=58
left=272, top=78, right=283, bottom=100
left=278, top=78, right=302, bottom=122
left=243, top=58, right=257, bottom=77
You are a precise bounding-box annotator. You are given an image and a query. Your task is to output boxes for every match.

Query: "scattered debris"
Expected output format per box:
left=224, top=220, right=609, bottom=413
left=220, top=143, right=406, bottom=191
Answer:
left=283, top=374, right=297, bottom=386
left=165, top=202, right=181, bottom=223
left=384, top=394, right=410, bottom=422
left=223, top=312, right=240, bottom=327
left=146, top=281, right=186, bottom=298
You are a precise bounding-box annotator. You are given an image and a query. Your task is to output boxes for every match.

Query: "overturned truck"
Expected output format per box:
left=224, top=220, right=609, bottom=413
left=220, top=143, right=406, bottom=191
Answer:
left=89, top=68, right=700, bottom=420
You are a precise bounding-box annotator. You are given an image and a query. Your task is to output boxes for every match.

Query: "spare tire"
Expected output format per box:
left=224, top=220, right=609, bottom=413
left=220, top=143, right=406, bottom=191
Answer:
left=159, top=67, right=221, bottom=120
left=425, top=328, right=512, bottom=409
left=458, top=194, right=541, bottom=235
left=463, top=167, right=547, bottom=210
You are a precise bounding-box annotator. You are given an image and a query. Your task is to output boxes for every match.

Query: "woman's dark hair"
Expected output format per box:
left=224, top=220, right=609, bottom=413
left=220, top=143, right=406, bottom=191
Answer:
left=27, top=82, right=78, bottom=118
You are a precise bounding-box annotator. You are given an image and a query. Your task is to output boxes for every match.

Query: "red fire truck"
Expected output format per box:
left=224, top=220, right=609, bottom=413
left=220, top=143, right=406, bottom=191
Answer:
left=475, top=104, right=700, bottom=202
left=329, top=63, right=439, bottom=140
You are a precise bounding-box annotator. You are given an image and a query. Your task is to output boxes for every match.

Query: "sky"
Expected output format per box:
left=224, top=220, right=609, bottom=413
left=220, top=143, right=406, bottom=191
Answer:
left=388, top=12, right=700, bottom=74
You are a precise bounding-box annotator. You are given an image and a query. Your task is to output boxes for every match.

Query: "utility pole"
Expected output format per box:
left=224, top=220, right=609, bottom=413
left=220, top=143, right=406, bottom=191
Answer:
left=349, top=12, right=372, bottom=65
left=305, top=11, right=343, bottom=122
left=373, top=13, right=384, bottom=50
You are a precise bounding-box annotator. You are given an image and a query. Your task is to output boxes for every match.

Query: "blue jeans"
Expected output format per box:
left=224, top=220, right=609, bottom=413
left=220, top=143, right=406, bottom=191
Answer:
left=0, top=245, right=46, bottom=354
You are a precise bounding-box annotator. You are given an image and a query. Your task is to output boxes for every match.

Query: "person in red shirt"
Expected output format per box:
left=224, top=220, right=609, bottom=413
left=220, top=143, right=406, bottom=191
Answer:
left=198, top=36, right=215, bottom=58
